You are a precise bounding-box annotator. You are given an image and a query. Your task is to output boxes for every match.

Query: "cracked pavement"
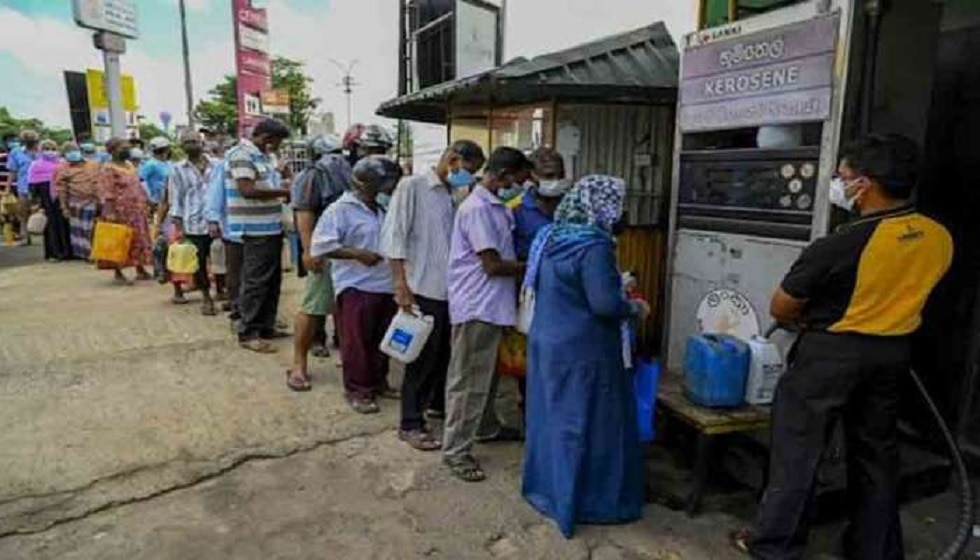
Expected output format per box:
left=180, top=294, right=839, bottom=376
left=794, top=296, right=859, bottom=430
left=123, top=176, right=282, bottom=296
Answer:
left=0, top=249, right=973, bottom=559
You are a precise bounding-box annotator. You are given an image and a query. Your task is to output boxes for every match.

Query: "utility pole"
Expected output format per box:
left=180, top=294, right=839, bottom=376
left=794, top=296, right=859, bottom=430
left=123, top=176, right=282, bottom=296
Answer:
left=94, top=32, right=127, bottom=139
left=179, top=0, right=196, bottom=131
left=330, top=59, right=359, bottom=130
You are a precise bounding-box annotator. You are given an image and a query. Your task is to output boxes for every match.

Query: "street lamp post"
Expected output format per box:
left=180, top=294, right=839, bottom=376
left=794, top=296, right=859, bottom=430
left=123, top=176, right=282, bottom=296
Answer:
left=179, top=0, right=195, bottom=131
left=329, top=58, right=359, bottom=130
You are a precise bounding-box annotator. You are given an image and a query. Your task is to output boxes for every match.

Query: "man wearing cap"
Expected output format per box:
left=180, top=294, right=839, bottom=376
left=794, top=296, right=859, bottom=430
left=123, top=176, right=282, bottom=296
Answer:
left=168, top=131, right=217, bottom=315
left=141, top=137, right=174, bottom=213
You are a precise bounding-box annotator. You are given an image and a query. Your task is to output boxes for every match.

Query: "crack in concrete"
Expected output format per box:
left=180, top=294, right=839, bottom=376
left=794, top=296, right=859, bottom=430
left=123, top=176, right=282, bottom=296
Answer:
left=0, top=425, right=395, bottom=541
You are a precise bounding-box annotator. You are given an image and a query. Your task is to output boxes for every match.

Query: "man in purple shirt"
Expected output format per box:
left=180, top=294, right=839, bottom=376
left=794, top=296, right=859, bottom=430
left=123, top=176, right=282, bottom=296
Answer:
left=443, top=147, right=531, bottom=482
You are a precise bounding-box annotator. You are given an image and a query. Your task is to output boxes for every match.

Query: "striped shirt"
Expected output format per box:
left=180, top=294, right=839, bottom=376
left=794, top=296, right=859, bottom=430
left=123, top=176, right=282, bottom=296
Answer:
left=225, top=139, right=282, bottom=237
left=168, top=158, right=214, bottom=236
left=379, top=169, right=455, bottom=301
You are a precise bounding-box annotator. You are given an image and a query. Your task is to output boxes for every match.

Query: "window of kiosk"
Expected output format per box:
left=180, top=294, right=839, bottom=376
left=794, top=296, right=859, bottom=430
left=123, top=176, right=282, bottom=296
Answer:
left=490, top=105, right=554, bottom=153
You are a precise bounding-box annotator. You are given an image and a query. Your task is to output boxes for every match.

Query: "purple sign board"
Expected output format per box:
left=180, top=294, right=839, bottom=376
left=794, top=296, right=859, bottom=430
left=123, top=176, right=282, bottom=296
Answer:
left=680, top=15, right=839, bottom=132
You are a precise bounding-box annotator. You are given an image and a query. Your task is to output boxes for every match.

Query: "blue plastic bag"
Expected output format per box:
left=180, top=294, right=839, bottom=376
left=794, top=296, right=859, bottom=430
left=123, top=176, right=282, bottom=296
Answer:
left=634, top=359, right=661, bottom=443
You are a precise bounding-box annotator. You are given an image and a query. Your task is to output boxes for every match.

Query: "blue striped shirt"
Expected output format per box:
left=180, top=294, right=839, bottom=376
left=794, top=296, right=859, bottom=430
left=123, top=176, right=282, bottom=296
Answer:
left=225, top=139, right=282, bottom=238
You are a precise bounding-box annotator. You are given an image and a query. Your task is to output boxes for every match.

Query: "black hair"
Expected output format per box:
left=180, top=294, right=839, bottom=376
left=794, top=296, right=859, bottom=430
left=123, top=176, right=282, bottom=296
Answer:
left=445, top=140, right=486, bottom=167
left=130, top=138, right=145, bottom=149
left=485, top=146, right=531, bottom=177
left=841, top=133, right=920, bottom=199
left=253, top=119, right=291, bottom=140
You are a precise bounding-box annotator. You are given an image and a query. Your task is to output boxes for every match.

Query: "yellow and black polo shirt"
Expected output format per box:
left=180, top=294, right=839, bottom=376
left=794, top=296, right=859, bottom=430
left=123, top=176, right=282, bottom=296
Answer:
left=781, top=206, right=953, bottom=336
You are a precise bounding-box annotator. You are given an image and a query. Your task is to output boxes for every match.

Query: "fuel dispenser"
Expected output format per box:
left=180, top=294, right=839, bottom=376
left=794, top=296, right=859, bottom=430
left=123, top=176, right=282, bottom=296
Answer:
left=666, top=2, right=851, bottom=370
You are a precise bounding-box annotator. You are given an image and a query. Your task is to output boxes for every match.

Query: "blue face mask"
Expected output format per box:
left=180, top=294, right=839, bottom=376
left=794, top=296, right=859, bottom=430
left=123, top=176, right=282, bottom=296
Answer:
left=65, top=151, right=84, bottom=163
left=6, top=141, right=20, bottom=151
left=448, top=168, right=474, bottom=189
left=377, top=193, right=392, bottom=210
left=498, top=184, right=523, bottom=201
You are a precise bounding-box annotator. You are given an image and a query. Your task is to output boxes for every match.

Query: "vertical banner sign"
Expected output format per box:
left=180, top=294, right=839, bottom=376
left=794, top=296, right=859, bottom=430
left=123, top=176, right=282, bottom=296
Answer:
left=233, top=0, right=271, bottom=138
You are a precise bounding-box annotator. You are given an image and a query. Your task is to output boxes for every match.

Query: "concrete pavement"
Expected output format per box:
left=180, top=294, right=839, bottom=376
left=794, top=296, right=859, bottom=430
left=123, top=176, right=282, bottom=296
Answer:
left=0, top=246, right=973, bottom=559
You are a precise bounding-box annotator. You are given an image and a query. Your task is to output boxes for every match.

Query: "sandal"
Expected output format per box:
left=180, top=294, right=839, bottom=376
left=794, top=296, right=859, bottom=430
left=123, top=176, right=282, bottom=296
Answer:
left=239, top=339, right=278, bottom=354
left=171, top=295, right=190, bottom=305
left=201, top=300, right=217, bottom=316
left=378, top=386, right=401, bottom=400
left=445, top=455, right=486, bottom=482
left=347, top=396, right=380, bottom=415
left=399, top=429, right=441, bottom=451
left=425, top=408, right=446, bottom=420
left=285, top=369, right=311, bottom=392
left=730, top=529, right=753, bottom=555
left=311, top=344, right=331, bottom=358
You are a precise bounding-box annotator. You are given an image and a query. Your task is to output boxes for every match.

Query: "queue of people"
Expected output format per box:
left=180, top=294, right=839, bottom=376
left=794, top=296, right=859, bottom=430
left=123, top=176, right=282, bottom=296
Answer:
left=2, top=119, right=652, bottom=540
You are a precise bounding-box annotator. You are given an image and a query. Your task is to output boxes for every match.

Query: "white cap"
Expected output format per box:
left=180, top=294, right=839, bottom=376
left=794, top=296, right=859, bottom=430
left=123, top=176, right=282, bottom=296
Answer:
left=148, top=136, right=171, bottom=150
left=536, top=178, right=572, bottom=198
left=129, top=148, right=145, bottom=160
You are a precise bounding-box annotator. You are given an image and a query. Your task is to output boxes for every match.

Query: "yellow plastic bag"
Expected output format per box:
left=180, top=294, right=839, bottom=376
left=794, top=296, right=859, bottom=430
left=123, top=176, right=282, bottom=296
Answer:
left=497, top=328, right=527, bottom=378
left=91, top=221, right=133, bottom=265
left=167, top=241, right=199, bottom=275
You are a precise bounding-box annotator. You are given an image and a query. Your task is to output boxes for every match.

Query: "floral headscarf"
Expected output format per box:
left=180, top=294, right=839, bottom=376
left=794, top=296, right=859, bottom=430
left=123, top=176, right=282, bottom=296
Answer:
left=524, top=175, right=626, bottom=291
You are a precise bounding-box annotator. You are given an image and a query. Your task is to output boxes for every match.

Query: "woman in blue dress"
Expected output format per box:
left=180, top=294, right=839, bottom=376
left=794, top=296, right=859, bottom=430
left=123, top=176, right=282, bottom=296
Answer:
left=522, top=175, right=649, bottom=538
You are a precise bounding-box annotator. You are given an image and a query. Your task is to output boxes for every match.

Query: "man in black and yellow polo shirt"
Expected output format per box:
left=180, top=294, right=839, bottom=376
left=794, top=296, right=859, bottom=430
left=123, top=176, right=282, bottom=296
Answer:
left=735, top=135, right=954, bottom=560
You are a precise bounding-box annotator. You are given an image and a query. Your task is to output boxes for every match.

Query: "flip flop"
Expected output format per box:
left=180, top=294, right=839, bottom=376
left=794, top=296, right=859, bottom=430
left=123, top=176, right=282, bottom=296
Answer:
left=399, top=429, right=441, bottom=451
left=285, top=369, right=311, bottom=392
left=239, top=339, right=277, bottom=354
left=311, top=345, right=331, bottom=358
left=730, top=529, right=753, bottom=554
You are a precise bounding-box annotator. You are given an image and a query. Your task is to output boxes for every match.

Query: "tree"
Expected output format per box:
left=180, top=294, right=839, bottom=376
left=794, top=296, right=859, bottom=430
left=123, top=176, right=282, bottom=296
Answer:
left=138, top=121, right=168, bottom=142
left=193, top=57, right=319, bottom=137
left=271, top=56, right=321, bottom=135
left=0, top=107, right=73, bottom=145
left=193, top=75, right=238, bottom=136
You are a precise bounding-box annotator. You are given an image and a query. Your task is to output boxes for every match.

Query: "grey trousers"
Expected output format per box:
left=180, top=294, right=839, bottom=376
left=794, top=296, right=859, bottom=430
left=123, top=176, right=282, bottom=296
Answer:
left=442, top=321, right=505, bottom=460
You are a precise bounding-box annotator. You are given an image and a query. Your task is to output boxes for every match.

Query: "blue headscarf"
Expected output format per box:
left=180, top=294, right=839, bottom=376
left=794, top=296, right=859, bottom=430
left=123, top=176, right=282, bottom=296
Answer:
left=523, top=175, right=626, bottom=291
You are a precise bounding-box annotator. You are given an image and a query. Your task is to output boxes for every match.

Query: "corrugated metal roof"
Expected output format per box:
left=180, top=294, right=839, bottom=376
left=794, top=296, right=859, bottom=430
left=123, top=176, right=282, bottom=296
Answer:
left=377, top=21, right=679, bottom=123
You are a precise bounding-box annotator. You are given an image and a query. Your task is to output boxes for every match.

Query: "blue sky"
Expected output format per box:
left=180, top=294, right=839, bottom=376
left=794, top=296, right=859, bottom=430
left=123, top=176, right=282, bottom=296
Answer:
left=0, top=0, right=694, bottom=132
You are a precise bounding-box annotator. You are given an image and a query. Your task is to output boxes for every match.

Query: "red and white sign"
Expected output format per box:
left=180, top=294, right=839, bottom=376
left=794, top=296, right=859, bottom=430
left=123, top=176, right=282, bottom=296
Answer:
left=233, top=0, right=272, bottom=137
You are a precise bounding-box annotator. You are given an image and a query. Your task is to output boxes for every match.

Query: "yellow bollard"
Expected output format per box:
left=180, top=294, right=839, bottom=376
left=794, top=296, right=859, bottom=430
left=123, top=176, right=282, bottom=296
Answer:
left=3, top=222, right=15, bottom=246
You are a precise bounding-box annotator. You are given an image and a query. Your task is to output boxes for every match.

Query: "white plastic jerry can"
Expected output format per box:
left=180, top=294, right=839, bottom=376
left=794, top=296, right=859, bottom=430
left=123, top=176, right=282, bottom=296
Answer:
left=745, top=335, right=786, bottom=405
left=380, top=308, right=435, bottom=364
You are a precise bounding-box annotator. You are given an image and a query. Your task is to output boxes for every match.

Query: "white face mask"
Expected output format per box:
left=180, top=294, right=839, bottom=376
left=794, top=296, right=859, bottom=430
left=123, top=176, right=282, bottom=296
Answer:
left=829, top=177, right=858, bottom=211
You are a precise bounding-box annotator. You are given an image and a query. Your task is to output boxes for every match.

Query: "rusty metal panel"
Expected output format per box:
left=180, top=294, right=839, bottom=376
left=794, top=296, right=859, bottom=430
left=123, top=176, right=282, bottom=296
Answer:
left=615, top=227, right=667, bottom=354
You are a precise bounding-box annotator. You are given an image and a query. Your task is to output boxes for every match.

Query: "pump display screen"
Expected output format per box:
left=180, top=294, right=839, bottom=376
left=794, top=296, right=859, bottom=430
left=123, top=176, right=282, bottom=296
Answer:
left=677, top=147, right=820, bottom=240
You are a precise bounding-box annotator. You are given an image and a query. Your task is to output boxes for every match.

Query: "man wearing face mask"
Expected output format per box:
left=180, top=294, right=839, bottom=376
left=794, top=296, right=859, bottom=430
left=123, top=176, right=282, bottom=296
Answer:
left=734, top=134, right=954, bottom=559
left=513, top=147, right=570, bottom=261
left=169, top=132, right=217, bottom=315
left=141, top=137, right=173, bottom=212
left=309, top=156, right=402, bottom=402
left=443, top=147, right=531, bottom=482
left=380, top=140, right=486, bottom=451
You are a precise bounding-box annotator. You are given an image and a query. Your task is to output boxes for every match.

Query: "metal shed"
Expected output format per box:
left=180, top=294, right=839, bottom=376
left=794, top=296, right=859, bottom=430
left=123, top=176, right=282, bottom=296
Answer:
left=378, top=22, right=680, bottom=351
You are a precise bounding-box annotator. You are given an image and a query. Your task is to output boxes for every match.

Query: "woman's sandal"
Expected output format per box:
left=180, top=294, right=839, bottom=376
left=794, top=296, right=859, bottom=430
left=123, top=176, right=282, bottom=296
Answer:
left=445, top=455, right=486, bottom=482
left=285, top=369, right=311, bottom=392
left=399, top=429, right=441, bottom=451
left=311, top=345, right=331, bottom=358
left=729, top=529, right=753, bottom=554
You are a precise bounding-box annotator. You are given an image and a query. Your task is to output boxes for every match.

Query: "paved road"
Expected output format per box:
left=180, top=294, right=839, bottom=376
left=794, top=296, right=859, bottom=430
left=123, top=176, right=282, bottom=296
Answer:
left=0, top=251, right=971, bottom=559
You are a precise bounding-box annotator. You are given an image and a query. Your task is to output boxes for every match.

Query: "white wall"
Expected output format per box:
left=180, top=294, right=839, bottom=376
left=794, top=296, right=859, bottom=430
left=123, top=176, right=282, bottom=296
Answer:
left=504, top=0, right=697, bottom=61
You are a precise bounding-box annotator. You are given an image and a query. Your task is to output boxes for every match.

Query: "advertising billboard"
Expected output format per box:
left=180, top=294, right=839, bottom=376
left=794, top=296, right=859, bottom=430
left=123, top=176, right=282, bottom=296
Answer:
left=72, top=0, right=139, bottom=39
left=233, top=0, right=272, bottom=137
left=455, top=0, right=499, bottom=79
left=80, top=68, right=139, bottom=142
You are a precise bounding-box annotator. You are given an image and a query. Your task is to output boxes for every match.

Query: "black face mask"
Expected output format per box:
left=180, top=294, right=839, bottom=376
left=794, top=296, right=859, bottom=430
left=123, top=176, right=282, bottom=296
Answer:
left=185, top=147, right=204, bottom=159
left=117, top=149, right=132, bottom=161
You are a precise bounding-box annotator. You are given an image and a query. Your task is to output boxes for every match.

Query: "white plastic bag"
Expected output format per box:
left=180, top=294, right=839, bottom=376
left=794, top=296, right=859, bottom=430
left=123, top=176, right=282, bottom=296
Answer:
left=26, top=210, right=47, bottom=235
left=516, top=286, right=535, bottom=335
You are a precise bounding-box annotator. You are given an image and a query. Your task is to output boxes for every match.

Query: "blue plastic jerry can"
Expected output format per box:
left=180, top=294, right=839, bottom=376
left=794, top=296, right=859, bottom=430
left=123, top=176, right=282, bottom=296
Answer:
left=683, top=334, right=751, bottom=408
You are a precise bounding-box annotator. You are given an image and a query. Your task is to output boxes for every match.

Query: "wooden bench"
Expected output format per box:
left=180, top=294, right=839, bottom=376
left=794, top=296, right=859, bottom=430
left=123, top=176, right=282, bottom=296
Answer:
left=657, top=370, right=771, bottom=516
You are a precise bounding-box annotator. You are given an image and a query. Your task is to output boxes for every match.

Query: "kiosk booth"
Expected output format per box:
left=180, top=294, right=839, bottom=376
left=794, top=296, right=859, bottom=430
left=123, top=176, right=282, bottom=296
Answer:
left=662, top=0, right=980, bottom=512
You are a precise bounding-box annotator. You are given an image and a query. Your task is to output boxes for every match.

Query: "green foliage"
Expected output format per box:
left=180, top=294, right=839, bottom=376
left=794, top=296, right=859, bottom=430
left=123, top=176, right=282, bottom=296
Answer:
left=0, top=107, right=73, bottom=145
left=138, top=122, right=168, bottom=142
left=271, top=56, right=321, bottom=135
left=193, top=75, right=239, bottom=136
left=192, top=56, right=319, bottom=137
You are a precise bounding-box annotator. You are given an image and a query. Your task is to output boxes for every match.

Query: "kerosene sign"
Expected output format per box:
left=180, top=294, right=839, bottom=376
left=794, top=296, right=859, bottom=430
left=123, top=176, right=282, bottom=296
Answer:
left=680, top=15, right=839, bottom=132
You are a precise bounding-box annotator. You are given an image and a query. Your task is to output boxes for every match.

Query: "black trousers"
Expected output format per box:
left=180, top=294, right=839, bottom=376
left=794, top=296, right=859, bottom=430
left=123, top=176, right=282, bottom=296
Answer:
left=30, top=183, right=70, bottom=260
left=225, top=240, right=244, bottom=316
left=184, top=234, right=213, bottom=296
left=238, top=235, right=282, bottom=342
left=400, top=296, right=450, bottom=431
left=751, top=332, right=907, bottom=560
